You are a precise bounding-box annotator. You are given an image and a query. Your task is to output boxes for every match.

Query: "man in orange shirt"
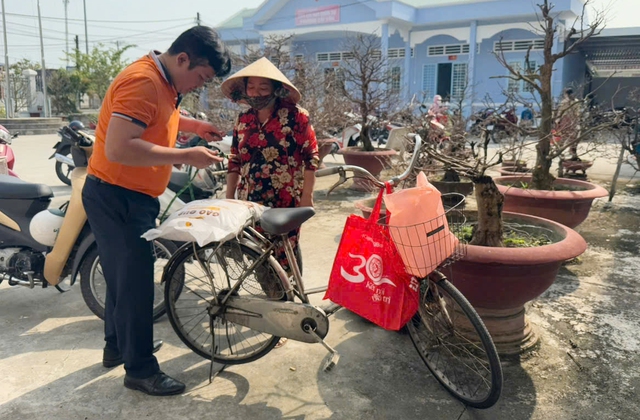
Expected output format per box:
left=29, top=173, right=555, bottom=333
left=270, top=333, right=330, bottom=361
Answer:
left=82, top=26, right=230, bottom=396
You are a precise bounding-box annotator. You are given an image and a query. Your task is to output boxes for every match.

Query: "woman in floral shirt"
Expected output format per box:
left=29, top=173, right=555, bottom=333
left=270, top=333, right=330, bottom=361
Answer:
left=222, top=58, right=319, bottom=272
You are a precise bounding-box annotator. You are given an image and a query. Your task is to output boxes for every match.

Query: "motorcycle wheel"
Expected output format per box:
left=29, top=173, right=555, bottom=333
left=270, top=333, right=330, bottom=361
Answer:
left=79, top=238, right=178, bottom=321
left=55, top=275, right=75, bottom=293
left=55, top=155, right=74, bottom=186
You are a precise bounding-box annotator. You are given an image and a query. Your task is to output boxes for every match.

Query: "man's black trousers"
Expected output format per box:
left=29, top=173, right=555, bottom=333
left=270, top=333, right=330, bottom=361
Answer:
left=82, top=175, right=160, bottom=379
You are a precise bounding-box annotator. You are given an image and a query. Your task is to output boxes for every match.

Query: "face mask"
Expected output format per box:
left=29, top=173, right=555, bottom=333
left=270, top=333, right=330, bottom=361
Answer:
left=244, top=94, right=276, bottom=110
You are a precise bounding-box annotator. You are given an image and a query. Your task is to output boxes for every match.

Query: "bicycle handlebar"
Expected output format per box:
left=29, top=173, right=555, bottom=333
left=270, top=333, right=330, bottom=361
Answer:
left=315, top=134, right=423, bottom=189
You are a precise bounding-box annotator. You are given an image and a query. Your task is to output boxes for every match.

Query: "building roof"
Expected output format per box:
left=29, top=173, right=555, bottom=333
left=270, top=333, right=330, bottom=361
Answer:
left=219, top=0, right=504, bottom=29
left=217, top=7, right=258, bottom=29
left=377, top=0, right=497, bottom=7
left=577, top=27, right=640, bottom=76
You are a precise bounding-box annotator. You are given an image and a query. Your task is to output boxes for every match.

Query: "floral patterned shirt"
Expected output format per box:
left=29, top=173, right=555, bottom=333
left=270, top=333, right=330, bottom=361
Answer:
left=228, top=102, right=319, bottom=209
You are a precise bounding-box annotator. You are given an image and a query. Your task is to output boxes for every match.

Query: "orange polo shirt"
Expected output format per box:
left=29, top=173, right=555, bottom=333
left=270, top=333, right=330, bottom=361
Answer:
left=88, top=51, right=181, bottom=197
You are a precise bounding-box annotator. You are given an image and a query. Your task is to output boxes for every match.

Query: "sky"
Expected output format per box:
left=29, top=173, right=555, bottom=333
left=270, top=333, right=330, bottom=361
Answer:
left=0, top=0, right=638, bottom=69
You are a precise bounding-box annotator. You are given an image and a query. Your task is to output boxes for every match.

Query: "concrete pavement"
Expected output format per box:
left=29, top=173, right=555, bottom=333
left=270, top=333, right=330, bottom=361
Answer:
left=1, top=134, right=639, bottom=419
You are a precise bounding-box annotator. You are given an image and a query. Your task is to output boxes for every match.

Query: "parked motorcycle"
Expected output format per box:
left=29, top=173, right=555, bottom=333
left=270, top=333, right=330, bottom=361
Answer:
left=173, top=134, right=230, bottom=199
left=1, top=126, right=109, bottom=294
left=49, top=128, right=180, bottom=320
left=470, top=108, right=517, bottom=143
left=0, top=125, right=20, bottom=177
left=50, top=120, right=85, bottom=186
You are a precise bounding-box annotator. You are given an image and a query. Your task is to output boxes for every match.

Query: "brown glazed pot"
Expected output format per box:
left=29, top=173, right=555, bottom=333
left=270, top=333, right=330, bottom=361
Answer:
left=338, top=147, right=397, bottom=191
left=317, top=138, right=339, bottom=169
left=449, top=211, right=588, bottom=355
left=497, top=167, right=532, bottom=177
left=494, top=176, right=608, bottom=228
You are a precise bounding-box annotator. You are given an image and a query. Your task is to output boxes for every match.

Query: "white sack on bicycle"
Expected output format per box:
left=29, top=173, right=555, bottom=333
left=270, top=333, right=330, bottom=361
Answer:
left=383, top=171, right=458, bottom=277
left=142, top=199, right=267, bottom=246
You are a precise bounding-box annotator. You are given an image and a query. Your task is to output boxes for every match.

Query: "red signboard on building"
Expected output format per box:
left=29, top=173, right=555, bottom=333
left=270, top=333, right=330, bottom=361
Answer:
left=295, top=5, right=341, bottom=26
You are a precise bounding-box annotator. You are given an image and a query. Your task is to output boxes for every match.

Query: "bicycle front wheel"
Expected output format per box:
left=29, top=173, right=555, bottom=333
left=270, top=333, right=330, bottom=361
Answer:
left=406, top=270, right=503, bottom=409
left=164, top=239, right=290, bottom=365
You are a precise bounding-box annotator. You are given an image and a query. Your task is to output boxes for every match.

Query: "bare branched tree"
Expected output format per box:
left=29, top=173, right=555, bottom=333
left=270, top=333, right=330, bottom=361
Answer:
left=494, top=0, right=606, bottom=190
left=198, top=35, right=352, bottom=139
left=338, top=34, right=403, bottom=151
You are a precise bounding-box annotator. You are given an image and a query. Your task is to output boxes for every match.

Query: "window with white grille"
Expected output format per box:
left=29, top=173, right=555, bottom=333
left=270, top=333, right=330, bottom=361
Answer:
left=494, top=39, right=545, bottom=53
left=422, top=64, right=436, bottom=97
left=317, top=53, right=329, bottom=62
left=452, top=63, right=468, bottom=99
left=428, top=44, right=470, bottom=56
left=388, top=48, right=407, bottom=59
left=507, top=61, right=522, bottom=93
left=523, top=60, right=538, bottom=93
left=507, top=60, right=539, bottom=93
left=390, top=66, right=402, bottom=93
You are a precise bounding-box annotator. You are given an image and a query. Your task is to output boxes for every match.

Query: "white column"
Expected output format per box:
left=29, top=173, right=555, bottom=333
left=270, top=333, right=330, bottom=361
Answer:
left=381, top=23, right=389, bottom=93
left=468, top=20, right=478, bottom=116
left=404, top=32, right=412, bottom=102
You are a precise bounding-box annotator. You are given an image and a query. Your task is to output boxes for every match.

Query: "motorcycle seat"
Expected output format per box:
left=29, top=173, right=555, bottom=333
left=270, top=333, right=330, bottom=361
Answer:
left=169, top=171, right=193, bottom=191
left=0, top=175, right=54, bottom=199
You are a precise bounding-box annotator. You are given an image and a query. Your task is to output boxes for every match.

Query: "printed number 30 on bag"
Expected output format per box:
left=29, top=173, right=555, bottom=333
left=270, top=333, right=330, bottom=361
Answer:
left=340, top=253, right=397, bottom=287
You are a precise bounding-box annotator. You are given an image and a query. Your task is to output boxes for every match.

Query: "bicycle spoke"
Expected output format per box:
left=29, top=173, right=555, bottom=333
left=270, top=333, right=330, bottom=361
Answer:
left=165, top=240, right=284, bottom=364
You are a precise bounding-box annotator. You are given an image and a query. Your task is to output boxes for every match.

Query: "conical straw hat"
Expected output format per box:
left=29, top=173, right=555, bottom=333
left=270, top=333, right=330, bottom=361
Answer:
left=221, top=57, right=301, bottom=104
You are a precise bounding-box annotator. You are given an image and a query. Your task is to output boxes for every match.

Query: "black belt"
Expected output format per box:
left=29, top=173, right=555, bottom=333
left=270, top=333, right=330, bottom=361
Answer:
left=87, top=174, right=110, bottom=184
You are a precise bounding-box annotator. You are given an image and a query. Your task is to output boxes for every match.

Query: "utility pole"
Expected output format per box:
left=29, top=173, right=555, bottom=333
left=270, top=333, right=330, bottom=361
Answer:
left=1, top=0, right=12, bottom=118
left=75, top=35, right=80, bottom=65
left=37, top=0, right=49, bottom=118
left=196, top=13, right=201, bottom=26
left=83, top=0, right=89, bottom=54
left=63, top=0, right=70, bottom=65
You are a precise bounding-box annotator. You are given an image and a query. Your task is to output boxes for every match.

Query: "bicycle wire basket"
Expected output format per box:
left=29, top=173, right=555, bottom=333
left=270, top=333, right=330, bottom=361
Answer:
left=379, top=193, right=468, bottom=278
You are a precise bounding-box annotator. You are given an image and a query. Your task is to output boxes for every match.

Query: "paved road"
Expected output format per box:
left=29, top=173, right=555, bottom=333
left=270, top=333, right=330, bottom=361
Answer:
left=1, top=134, right=638, bottom=420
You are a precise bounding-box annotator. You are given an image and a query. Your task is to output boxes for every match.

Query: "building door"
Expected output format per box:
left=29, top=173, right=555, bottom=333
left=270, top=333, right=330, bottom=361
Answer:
left=437, top=63, right=452, bottom=99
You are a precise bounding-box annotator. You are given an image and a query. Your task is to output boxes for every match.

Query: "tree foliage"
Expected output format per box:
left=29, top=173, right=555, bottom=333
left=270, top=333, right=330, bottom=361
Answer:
left=69, top=43, right=135, bottom=101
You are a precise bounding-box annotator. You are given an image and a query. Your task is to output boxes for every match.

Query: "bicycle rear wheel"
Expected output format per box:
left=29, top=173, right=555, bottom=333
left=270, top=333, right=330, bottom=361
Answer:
left=164, top=239, right=290, bottom=365
left=406, top=270, right=503, bottom=409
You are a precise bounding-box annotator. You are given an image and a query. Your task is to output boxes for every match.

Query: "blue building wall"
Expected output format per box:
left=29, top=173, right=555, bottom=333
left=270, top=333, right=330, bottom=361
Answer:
left=258, top=0, right=378, bottom=32
left=219, top=0, right=591, bottom=114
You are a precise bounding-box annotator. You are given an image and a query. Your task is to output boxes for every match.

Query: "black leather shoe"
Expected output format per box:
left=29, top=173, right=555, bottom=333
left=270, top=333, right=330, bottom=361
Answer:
left=103, top=340, right=163, bottom=368
left=124, top=372, right=185, bottom=396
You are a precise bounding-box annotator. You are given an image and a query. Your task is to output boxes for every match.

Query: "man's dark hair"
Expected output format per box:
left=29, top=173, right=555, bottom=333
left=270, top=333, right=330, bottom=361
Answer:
left=168, top=26, right=231, bottom=77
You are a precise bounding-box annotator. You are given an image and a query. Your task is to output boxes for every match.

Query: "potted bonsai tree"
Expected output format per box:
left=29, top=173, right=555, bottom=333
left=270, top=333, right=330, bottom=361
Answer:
left=416, top=106, right=588, bottom=355
left=492, top=0, right=611, bottom=228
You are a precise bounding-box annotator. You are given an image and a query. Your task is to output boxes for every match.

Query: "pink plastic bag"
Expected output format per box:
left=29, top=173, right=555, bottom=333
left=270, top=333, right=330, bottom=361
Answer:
left=383, top=172, right=458, bottom=277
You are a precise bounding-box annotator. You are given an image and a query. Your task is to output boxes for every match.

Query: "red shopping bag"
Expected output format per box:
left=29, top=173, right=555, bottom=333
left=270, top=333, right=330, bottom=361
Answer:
left=324, top=185, right=419, bottom=330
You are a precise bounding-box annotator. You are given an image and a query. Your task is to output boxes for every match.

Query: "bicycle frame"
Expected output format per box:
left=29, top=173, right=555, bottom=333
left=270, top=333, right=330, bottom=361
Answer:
left=205, top=134, right=425, bottom=313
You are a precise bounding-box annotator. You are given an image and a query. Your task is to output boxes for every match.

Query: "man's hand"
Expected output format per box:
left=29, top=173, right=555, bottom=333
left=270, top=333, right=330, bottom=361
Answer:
left=195, top=121, right=225, bottom=142
left=183, top=146, right=223, bottom=169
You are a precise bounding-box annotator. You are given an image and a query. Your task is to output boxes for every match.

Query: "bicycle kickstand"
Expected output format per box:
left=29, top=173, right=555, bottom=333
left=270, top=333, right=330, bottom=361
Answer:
left=304, top=324, right=340, bottom=372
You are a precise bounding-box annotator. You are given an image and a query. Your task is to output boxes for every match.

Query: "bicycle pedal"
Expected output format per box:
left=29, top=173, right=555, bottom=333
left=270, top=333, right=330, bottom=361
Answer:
left=322, top=352, right=340, bottom=372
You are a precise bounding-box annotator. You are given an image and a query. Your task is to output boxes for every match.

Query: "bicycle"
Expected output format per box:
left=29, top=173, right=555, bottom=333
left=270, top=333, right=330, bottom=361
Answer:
left=160, top=134, right=503, bottom=409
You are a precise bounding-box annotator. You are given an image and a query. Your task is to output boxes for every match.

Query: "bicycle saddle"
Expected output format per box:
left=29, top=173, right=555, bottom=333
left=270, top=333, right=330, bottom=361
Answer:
left=260, top=207, right=315, bottom=235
